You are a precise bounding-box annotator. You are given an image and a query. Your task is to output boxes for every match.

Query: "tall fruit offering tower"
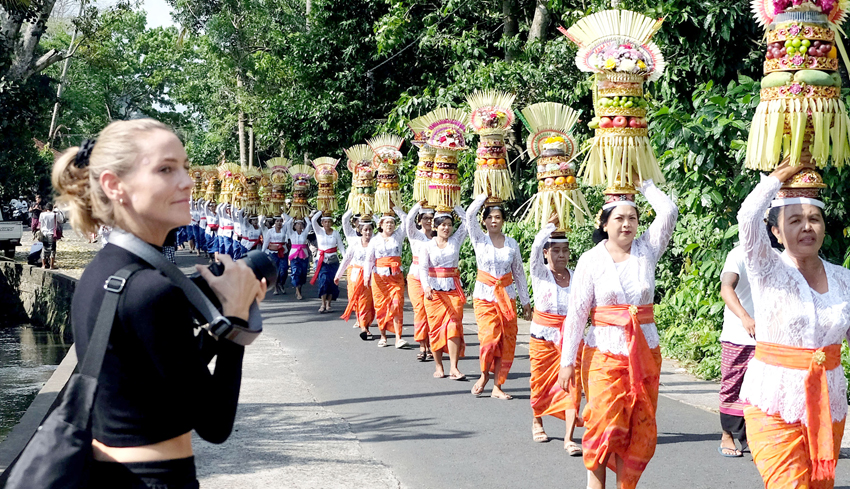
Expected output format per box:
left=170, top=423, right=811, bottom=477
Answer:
left=266, top=157, right=290, bottom=216
left=746, top=0, right=850, bottom=200
left=312, top=157, right=340, bottom=217
left=288, top=164, right=315, bottom=220
left=344, top=144, right=376, bottom=216
left=466, top=90, right=516, bottom=204
left=425, top=107, right=469, bottom=212
left=408, top=115, right=436, bottom=207
left=368, top=134, right=405, bottom=215
left=561, top=10, right=666, bottom=191
left=519, top=102, right=591, bottom=231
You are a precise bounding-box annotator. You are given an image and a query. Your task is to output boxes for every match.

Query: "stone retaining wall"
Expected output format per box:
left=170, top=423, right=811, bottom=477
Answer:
left=0, top=259, right=76, bottom=341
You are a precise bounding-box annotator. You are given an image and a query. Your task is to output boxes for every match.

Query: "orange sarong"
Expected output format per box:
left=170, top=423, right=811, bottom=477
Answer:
left=474, top=270, right=518, bottom=385
left=581, top=346, right=662, bottom=489
left=423, top=269, right=465, bottom=358
left=529, top=309, right=583, bottom=419
left=407, top=275, right=430, bottom=343
left=580, top=304, right=660, bottom=489
left=340, top=265, right=374, bottom=329
left=752, top=341, right=842, bottom=481
left=371, top=257, right=404, bottom=335
left=745, top=405, right=845, bottom=489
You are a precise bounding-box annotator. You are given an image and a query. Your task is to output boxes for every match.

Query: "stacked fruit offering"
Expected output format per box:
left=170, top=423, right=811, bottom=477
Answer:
left=746, top=2, right=850, bottom=171
left=344, top=144, right=376, bottom=216
left=287, top=164, right=314, bottom=220
left=466, top=90, right=516, bottom=202
left=518, top=101, right=591, bottom=231
left=407, top=115, right=436, bottom=203
left=312, top=157, right=340, bottom=214
left=368, top=134, right=405, bottom=214
left=561, top=9, right=667, bottom=189
left=265, top=158, right=289, bottom=215
left=425, top=107, right=468, bottom=212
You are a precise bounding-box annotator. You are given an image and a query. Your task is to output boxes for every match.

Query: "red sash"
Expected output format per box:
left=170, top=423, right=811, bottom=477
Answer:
left=310, top=247, right=338, bottom=285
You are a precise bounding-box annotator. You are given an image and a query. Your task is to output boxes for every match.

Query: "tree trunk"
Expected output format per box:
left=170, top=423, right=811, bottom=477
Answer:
left=527, top=0, right=550, bottom=45
left=502, top=0, right=517, bottom=62
left=48, top=0, right=86, bottom=143
left=305, top=0, right=311, bottom=30
left=236, top=73, right=247, bottom=169
left=248, top=119, right=254, bottom=170
left=7, top=0, right=61, bottom=82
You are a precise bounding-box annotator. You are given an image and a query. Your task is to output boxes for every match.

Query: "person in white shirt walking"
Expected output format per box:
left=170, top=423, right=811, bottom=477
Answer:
left=38, top=202, right=62, bottom=269
left=717, top=244, right=758, bottom=458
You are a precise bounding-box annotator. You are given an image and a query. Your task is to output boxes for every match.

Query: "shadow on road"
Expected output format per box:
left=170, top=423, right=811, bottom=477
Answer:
left=344, top=413, right=474, bottom=443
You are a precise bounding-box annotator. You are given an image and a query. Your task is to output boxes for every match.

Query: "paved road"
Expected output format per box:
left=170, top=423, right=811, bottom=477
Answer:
left=201, top=265, right=850, bottom=489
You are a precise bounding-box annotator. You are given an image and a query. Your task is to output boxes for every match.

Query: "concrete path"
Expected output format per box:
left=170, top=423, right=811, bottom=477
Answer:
left=170, top=250, right=850, bottom=489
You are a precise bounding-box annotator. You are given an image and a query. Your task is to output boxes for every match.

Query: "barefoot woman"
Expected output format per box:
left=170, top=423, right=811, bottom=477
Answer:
left=419, top=206, right=468, bottom=380
left=466, top=193, right=531, bottom=400
left=365, top=207, right=409, bottom=348
left=406, top=200, right=435, bottom=361
left=336, top=213, right=376, bottom=340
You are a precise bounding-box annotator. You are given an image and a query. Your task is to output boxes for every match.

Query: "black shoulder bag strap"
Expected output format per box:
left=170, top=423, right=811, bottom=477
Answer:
left=2, top=263, right=143, bottom=489
left=107, top=229, right=262, bottom=346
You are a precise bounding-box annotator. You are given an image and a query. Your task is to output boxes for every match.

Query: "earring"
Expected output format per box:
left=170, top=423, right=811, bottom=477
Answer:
left=778, top=238, right=783, bottom=244
left=119, top=198, right=124, bottom=205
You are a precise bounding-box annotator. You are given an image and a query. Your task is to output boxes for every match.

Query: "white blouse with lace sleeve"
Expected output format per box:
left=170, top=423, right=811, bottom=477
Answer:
left=529, top=224, right=572, bottom=345
left=364, top=208, right=406, bottom=283
left=341, top=209, right=357, bottom=242
left=418, top=206, right=468, bottom=291
left=335, top=238, right=369, bottom=282
left=406, top=202, right=432, bottom=280
left=465, top=194, right=531, bottom=305
left=737, top=175, right=850, bottom=424
left=560, top=179, right=678, bottom=367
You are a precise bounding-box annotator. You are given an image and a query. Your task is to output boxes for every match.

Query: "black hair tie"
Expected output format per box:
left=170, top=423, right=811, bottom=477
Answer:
left=74, top=139, right=97, bottom=169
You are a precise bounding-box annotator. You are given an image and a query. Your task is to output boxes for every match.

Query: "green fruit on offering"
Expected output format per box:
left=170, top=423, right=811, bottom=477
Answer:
left=599, top=97, right=610, bottom=106
left=786, top=46, right=796, bottom=54
left=801, top=39, right=811, bottom=48
left=794, top=69, right=834, bottom=86
left=624, top=101, right=634, bottom=108
left=830, top=71, right=842, bottom=87
left=785, top=40, right=792, bottom=48
left=792, top=39, right=802, bottom=47
left=761, top=71, right=793, bottom=88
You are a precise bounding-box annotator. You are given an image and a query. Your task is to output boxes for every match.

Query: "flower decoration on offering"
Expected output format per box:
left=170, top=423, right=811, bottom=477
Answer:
left=517, top=102, right=590, bottom=232
left=288, top=164, right=315, bottom=220
left=312, top=157, right=340, bottom=216
left=367, top=134, right=405, bottom=214
left=239, top=167, right=264, bottom=215
left=560, top=9, right=666, bottom=189
left=747, top=0, right=850, bottom=180
left=466, top=90, right=516, bottom=203
left=425, top=107, right=469, bottom=212
left=344, top=144, right=376, bottom=216
left=407, top=115, right=436, bottom=205
left=266, top=157, right=290, bottom=216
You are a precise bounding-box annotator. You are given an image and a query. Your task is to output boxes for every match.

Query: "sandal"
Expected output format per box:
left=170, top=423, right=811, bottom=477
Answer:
left=717, top=446, right=743, bottom=458
left=471, top=382, right=485, bottom=397
left=565, top=441, right=582, bottom=456
left=359, top=331, right=369, bottom=341
left=417, top=351, right=427, bottom=362
left=395, top=339, right=410, bottom=349
left=532, top=426, right=549, bottom=443
left=425, top=352, right=433, bottom=362
left=449, top=373, right=468, bottom=381
left=377, top=338, right=388, bottom=347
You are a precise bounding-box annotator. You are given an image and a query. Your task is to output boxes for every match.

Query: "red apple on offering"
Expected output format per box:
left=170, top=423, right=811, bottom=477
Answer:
left=628, top=117, right=641, bottom=128
left=613, top=116, right=628, bottom=128
left=599, top=117, right=614, bottom=129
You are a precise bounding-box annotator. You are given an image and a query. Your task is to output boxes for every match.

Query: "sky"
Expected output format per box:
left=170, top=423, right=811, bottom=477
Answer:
left=142, top=0, right=176, bottom=28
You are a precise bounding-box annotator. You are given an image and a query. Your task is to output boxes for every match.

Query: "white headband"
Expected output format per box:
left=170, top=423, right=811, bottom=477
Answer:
left=379, top=215, right=396, bottom=223
left=434, top=212, right=453, bottom=219
left=359, top=220, right=373, bottom=226
left=321, top=216, right=333, bottom=220
left=602, top=200, right=637, bottom=211
left=548, top=237, right=570, bottom=243
left=770, top=197, right=825, bottom=209
left=419, top=208, right=435, bottom=215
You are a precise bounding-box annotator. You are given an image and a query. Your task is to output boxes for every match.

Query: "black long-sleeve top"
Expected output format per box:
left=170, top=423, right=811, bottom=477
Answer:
left=72, top=243, right=244, bottom=447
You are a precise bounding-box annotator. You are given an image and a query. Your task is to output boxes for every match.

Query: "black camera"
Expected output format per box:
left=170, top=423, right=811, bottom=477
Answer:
left=190, top=250, right=278, bottom=311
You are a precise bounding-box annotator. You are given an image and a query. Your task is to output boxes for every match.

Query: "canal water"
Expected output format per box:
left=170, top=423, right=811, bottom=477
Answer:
left=0, top=326, right=70, bottom=444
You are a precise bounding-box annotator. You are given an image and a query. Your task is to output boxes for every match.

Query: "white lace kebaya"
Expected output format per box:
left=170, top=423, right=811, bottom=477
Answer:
left=406, top=202, right=433, bottom=280
left=335, top=238, right=369, bottom=283
left=737, top=174, right=850, bottom=424
left=529, top=224, right=572, bottom=346
left=417, top=207, right=468, bottom=291
left=560, top=180, right=678, bottom=367
left=465, top=194, right=530, bottom=306
left=364, top=207, right=407, bottom=284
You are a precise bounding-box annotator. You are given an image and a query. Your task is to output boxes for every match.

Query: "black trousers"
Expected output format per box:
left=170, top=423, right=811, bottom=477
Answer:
left=721, top=412, right=748, bottom=444
left=87, top=456, right=199, bottom=489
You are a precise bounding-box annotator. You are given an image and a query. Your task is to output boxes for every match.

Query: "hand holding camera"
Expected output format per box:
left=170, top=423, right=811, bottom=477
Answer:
left=195, top=254, right=268, bottom=321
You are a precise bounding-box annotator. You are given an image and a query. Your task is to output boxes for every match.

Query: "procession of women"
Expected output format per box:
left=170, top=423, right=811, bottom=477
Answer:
left=164, top=3, right=850, bottom=488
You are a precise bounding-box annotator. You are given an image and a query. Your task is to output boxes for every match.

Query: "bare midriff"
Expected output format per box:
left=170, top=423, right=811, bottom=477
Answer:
left=92, top=432, right=193, bottom=463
